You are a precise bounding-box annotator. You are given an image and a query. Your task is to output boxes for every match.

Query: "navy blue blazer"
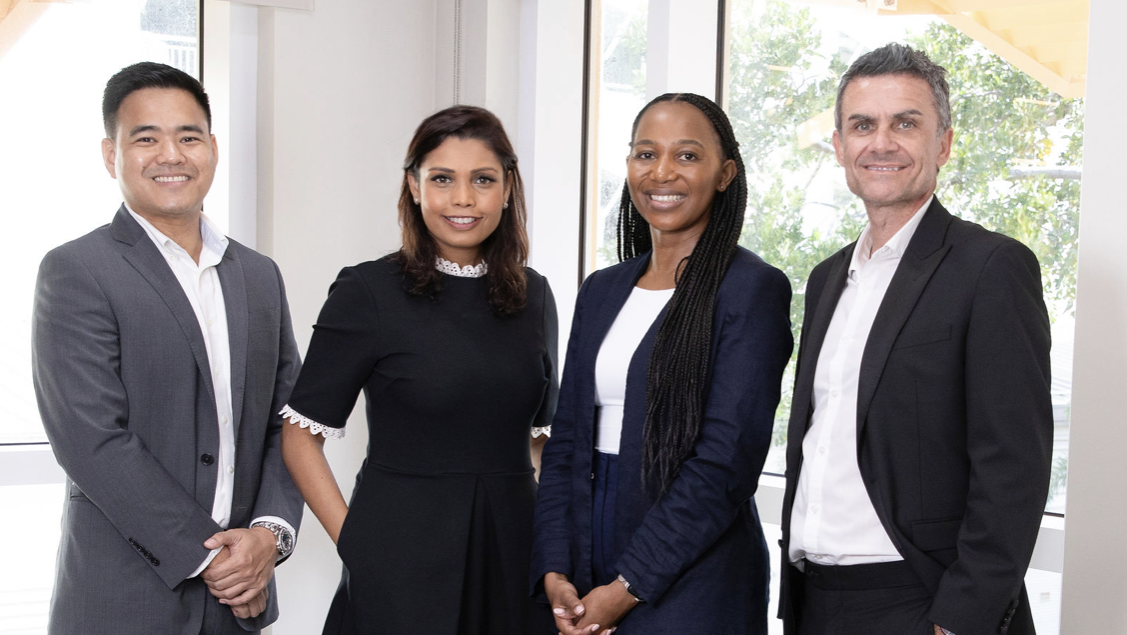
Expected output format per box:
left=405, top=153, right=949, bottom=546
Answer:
left=531, top=247, right=793, bottom=634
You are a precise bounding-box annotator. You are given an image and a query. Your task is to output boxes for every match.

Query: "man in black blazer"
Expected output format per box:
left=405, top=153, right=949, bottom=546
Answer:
left=779, top=44, right=1052, bottom=635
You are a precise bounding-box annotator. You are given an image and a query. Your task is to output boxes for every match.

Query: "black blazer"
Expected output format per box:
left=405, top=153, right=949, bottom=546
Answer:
left=779, top=199, right=1053, bottom=635
left=532, top=248, right=793, bottom=634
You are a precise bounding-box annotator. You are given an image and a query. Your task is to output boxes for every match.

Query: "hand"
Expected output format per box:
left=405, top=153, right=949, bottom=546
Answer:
left=229, top=587, right=269, bottom=619
left=544, top=572, right=587, bottom=635
left=574, top=581, right=636, bottom=635
left=200, top=527, right=277, bottom=605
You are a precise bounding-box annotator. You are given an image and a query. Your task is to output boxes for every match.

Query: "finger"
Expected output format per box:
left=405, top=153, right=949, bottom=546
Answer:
left=204, top=530, right=235, bottom=550
left=230, top=604, right=250, bottom=619
left=220, top=582, right=265, bottom=606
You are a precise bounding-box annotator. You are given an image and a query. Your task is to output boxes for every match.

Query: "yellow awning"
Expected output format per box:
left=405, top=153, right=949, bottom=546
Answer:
left=880, top=0, right=1088, bottom=98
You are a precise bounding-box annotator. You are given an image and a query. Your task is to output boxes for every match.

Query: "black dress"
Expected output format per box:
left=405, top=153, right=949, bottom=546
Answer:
left=284, top=256, right=558, bottom=635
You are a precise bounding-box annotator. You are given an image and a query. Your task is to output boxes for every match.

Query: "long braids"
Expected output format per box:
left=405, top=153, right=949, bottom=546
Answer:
left=617, top=93, right=747, bottom=493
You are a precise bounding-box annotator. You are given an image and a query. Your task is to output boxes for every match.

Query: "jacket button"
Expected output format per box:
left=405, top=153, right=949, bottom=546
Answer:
left=590, top=472, right=595, bottom=481
left=200, top=453, right=214, bottom=466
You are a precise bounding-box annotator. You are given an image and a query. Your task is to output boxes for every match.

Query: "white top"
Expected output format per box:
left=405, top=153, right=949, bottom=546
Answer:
left=788, top=197, right=931, bottom=566
left=594, top=286, right=675, bottom=455
left=127, top=207, right=294, bottom=577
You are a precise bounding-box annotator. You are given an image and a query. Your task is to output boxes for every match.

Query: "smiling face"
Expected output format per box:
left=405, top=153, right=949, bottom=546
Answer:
left=833, top=73, right=953, bottom=218
left=101, top=87, right=218, bottom=225
left=407, top=136, right=511, bottom=265
left=627, top=101, right=736, bottom=244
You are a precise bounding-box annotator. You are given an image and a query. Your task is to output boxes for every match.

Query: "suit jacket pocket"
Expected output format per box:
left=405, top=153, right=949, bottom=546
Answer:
left=911, top=517, right=961, bottom=552
left=892, top=324, right=952, bottom=350
left=68, top=482, right=91, bottom=501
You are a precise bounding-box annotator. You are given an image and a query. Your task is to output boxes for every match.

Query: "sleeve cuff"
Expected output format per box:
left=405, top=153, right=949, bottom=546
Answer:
left=532, top=426, right=551, bottom=438
left=280, top=404, right=345, bottom=439
left=188, top=547, right=222, bottom=579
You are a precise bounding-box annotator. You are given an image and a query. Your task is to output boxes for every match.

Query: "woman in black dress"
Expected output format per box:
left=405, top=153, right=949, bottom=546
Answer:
left=281, top=105, right=557, bottom=635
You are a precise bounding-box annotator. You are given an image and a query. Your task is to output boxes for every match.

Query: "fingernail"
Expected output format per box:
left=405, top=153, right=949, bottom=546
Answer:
left=553, top=608, right=565, bottom=615
left=575, top=604, right=585, bottom=614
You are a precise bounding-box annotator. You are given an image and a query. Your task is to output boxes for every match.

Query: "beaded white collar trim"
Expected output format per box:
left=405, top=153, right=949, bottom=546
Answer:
left=436, top=257, right=488, bottom=278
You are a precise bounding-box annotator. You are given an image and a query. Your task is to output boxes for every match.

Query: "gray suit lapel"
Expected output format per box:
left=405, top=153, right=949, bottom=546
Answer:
left=218, top=246, right=248, bottom=438
left=111, top=206, right=217, bottom=407
left=856, top=200, right=953, bottom=436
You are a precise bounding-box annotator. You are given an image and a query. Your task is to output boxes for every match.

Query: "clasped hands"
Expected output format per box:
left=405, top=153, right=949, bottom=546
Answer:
left=545, top=572, right=638, bottom=635
left=200, top=526, right=278, bottom=619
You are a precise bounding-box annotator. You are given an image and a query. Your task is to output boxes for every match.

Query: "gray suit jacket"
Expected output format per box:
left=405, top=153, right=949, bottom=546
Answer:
left=32, top=206, right=304, bottom=635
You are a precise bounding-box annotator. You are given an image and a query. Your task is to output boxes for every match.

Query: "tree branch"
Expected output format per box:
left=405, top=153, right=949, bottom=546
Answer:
left=1008, top=166, right=1082, bottom=181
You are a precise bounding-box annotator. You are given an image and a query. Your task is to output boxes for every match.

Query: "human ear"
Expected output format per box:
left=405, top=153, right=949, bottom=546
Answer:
left=102, top=138, right=117, bottom=179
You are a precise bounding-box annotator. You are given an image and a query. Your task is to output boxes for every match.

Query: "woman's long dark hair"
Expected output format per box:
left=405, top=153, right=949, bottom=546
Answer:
left=617, top=93, right=747, bottom=493
left=395, top=105, right=529, bottom=315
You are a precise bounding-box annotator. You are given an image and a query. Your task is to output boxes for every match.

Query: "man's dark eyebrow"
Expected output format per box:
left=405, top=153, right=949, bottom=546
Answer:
left=128, top=124, right=159, bottom=137
left=893, top=109, right=924, bottom=119
left=127, top=124, right=207, bottom=137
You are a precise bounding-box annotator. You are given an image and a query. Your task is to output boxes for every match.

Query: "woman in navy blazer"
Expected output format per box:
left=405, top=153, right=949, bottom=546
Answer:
left=531, top=93, right=793, bottom=634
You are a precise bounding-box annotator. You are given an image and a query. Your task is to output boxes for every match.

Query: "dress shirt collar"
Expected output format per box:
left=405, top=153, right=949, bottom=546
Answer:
left=125, top=204, right=229, bottom=268
left=849, top=196, right=933, bottom=275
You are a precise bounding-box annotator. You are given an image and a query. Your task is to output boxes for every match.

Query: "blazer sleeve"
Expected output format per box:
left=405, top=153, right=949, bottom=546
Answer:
left=530, top=271, right=597, bottom=597
left=928, top=240, right=1053, bottom=634
left=615, top=264, right=794, bottom=604
left=31, top=247, right=222, bottom=590
left=248, top=261, right=305, bottom=549
left=533, top=277, right=560, bottom=430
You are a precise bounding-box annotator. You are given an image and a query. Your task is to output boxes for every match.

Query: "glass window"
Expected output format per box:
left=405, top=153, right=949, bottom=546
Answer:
left=0, top=0, right=201, bottom=446
left=724, top=0, right=1081, bottom=521
left=584, top=0, right=649, bottom=273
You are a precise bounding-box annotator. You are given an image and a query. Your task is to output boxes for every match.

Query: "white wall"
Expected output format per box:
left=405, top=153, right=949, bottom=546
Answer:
left=255, top=2, right=438, bottom=633
left=1059, top=0, right=1127, bottom=630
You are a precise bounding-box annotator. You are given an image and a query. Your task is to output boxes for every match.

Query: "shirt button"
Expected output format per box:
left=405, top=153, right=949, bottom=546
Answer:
left=222, top=416, right=228, bottom=425
left=811, top=505, right=820, bottom=514
left=200, top=454, right=214, bottom=466
left=830, top=389, right=840, bottom=398
left=227, top=466, right=234, bottom=474
left=818, top=446, right=827, bottom=455
left=206, top=318, right=213, bottom=326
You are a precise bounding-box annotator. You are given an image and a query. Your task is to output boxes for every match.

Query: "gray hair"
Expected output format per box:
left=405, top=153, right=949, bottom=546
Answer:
left=834, top=43, right=951, bottom=133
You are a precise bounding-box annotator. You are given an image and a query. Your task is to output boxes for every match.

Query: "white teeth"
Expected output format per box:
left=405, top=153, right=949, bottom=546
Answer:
left=866, top=167, right=902, bottom=171
left=154, top=175, right=189, bottom=182
left=447, top=217, right=477, bottom=225
left=650, top=194, right=685, bottom=202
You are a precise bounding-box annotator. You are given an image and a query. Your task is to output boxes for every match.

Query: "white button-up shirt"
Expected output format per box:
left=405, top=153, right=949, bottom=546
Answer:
left=788, top=197, right=931, bottom=566
left=127, top=207, right=292, bottom=577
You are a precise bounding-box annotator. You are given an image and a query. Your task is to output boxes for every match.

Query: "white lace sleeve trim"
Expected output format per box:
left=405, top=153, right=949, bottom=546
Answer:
left=280, top=405, right=345, bottom=440
left=531, top=426, right=551, bottom=438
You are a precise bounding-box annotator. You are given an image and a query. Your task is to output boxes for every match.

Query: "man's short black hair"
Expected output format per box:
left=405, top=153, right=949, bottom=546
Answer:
left=102, top=61, right=211, bottom=138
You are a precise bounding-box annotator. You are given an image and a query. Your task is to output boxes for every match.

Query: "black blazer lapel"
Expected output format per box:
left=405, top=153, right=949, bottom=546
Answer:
left=218, top=246, right=248, bottom=438
left=856, top=199, right=954, bottom=435
left=111, top=206, right=218, bottom=407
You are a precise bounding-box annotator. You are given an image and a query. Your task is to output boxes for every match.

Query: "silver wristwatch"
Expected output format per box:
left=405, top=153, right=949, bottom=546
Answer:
left=251, top=521, right=295, bottom=560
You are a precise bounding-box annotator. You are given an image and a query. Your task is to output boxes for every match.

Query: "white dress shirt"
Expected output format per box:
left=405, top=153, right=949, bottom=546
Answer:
left=788, top=197, right=931, bottom=566
left=594, top=287, right=674, bottom=454
left=127, top=207, right=293, bottom=577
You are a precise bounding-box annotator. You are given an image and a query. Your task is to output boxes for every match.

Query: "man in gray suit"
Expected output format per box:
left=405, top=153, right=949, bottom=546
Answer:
left=32, top=62, right=303, bottom=634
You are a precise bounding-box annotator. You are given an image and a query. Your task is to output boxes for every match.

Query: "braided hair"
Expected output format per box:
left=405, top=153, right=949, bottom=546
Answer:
left=617, top=93, right=747, bottom=493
